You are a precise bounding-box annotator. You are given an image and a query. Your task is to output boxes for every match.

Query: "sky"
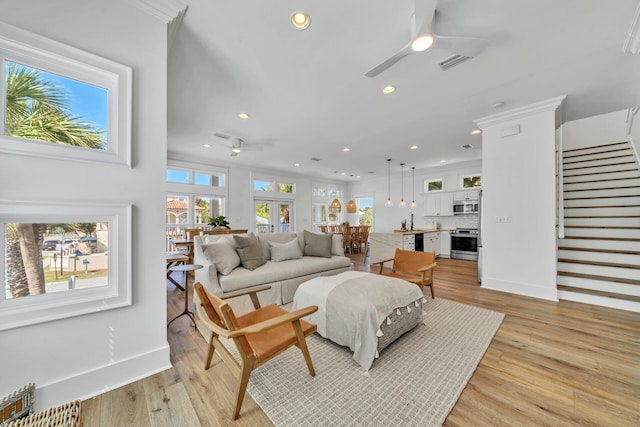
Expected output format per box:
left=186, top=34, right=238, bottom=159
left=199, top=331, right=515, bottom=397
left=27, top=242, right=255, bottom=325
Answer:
left=6, top=61, right=108, bottom=134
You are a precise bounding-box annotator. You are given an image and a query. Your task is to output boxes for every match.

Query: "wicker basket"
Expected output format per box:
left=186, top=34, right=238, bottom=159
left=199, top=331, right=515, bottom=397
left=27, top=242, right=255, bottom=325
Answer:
left=5, top=400, right=81, bottom=427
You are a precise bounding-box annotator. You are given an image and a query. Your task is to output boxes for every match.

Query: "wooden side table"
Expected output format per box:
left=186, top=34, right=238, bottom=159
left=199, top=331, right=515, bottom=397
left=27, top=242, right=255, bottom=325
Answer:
left=167, top=264, right=202, bottom=328
left=166, top=252, right=189, bottom=290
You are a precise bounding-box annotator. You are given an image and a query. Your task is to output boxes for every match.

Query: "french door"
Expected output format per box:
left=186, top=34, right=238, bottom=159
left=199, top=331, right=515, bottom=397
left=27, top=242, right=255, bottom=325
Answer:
left=254, top=200, right=293, bottom=233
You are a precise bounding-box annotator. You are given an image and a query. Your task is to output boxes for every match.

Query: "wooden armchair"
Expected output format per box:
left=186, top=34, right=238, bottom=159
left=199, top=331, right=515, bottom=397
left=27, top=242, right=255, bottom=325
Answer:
left=194, top=283, right=318, bottom=420
left=373, top=249, right=437, bottom=298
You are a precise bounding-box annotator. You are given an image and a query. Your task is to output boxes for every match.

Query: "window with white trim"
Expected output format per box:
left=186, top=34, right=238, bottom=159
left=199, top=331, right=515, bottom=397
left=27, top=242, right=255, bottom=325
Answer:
left=0, top=22, right=131, bottom=165
left=460, top=174, right=482, bottom=189
left=425, top=178, right=444, bottom=192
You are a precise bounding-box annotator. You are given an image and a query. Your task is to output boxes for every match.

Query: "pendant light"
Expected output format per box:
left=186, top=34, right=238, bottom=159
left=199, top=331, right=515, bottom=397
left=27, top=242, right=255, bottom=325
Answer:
left=399, top=163, right=406, bottom=208
left=385, top=159, right=393, bottom=207
left=411, top=166, right=416, bottom=208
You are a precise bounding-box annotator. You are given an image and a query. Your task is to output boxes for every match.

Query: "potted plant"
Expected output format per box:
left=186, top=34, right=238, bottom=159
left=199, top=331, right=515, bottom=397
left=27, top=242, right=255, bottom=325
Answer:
left=208, top=215, right=230, bottom=230
left=400, top=219, right=407, bottom=231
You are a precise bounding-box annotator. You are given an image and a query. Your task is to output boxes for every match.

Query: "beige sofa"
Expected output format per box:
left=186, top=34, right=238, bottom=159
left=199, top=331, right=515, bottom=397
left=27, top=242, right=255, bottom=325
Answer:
left=193, top=230, right=353, bottom=307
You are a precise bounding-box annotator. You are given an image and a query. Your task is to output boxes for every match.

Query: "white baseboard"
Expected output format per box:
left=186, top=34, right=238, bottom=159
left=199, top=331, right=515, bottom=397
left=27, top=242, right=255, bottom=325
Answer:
left=35, top=344, right=171, bottom=411
left=481, top=277, right=559, bottom=301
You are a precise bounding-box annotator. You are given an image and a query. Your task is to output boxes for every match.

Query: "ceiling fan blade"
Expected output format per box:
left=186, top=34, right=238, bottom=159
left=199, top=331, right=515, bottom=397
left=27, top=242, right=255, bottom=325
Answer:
left=433, top=34, right=488, bottom=57
left=230, top=151, right=239, bottom=157
left=413, top=0, right=437, bottom=36
left=214, top=132, right=232, bottom=140
left=365, top=43, right=412, bottom=77
left=241, top=146, right=264, bottom=152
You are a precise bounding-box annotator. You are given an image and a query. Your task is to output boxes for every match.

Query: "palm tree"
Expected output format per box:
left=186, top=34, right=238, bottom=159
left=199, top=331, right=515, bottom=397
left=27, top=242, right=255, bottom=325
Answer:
left=5, top=63, right=105, bottom=149
left=4, top=63, right=105, bottom=296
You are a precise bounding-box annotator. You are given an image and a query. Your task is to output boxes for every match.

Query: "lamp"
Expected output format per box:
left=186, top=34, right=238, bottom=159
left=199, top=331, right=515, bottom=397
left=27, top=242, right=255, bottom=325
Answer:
left=329, top=198, right=341, bottom=213
left=385, top=159, right=393, bottom=207
left=399, top=163, right=406, bottom=208
left=411, top=166, right=416, bottom=208
left=346, top=200, right=357, bottom=213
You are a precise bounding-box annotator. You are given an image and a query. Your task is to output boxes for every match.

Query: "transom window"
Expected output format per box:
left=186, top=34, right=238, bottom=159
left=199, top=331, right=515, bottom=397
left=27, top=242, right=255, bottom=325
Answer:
left=461, top=174, right=482, bottom=188
left=425, top=178, right=444, bottom=192
left=254, top=179, right=295, bottom=194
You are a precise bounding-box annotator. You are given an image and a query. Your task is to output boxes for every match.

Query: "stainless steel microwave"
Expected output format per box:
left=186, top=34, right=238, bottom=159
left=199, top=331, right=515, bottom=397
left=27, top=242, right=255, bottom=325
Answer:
left=453, top=200, right=478, bottom=215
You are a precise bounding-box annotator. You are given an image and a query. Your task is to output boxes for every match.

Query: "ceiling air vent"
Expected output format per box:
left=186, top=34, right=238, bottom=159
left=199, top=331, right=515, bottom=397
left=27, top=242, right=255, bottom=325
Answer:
left=310, top=157, right=321, bottom=162
left=438, top=54, right=472, bottom=71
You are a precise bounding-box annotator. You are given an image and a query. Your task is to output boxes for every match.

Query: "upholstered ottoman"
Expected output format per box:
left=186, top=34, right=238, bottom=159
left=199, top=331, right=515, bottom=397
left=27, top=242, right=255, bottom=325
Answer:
left=292, top=271, right=425, bottom=370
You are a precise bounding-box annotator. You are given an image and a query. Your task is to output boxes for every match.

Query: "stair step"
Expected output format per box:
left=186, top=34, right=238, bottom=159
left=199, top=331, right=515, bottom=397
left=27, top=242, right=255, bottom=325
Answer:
left=558, top=248, right=640, bottom=266
left=564, top=196, right=640, bottom=207
left=559, top=237, right=640, bottom=252
left=563, top=147, right=631, bottom=160
left=557, top=273, right=640, bottom=296
left=558, top=258, right=640, bottom=270
left=563, top=187, right=640, bottom=199
left=564, top=185, right=640, bottom=192
left=563, top=168, right=639, bottom=180
left=563, top=154, right=634, bottom=166
left=564, top=216, right=640, bottom=227
left=563, top=227, right=640, bottom=239
left=557, top=271, right=640, bottom=285
left=563, top=177, right=640, bottom=191
left=563, top=206, right=640, bottom=217
left=557, top=285, right=640, bottom=303
left=563, top=141, right=629, bottom=153
left=565, top=225, right=640, bottom=229
left=563, top=162, right=637, bottom=173
left=557, top=261, right=640, bottom=281
left=558, top=246, right=640, bottom=256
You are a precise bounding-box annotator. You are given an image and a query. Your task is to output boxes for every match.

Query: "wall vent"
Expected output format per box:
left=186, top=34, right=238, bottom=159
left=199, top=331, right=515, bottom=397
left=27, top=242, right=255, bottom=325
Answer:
left=438, top=54, right=472, bottom=71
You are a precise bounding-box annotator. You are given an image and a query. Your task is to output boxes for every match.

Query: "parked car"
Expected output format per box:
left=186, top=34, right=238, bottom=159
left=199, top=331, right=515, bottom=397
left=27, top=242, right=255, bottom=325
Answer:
left=42, top=239, right=61, bottom=251
left=61, top=239, right=76, bottom=250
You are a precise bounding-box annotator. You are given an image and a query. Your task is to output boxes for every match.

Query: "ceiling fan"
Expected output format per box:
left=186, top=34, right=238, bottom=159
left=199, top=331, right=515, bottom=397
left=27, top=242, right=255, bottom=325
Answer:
left=365, top=0, right=488, bottom=77
left=213, top=132, right=271, bottom=157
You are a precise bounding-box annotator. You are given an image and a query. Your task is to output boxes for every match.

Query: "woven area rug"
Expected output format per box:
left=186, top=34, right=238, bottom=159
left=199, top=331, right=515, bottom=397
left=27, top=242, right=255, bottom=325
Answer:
left=245, top=298, right=505, bottom=426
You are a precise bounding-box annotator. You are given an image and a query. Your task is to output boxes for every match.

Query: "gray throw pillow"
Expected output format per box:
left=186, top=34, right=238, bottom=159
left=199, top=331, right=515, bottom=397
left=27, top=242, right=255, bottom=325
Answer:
left=303, top=230, right=332, bottom=258
left=269, top=238, right=303, bottom=262
left=201, top=241, right=241, bottom=275
left=233, top=233, right=267, bottom=270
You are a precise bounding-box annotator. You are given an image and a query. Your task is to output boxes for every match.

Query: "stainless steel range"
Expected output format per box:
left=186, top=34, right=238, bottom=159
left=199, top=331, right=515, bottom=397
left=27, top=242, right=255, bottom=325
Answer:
left=450, top=228, right=478, bottom=261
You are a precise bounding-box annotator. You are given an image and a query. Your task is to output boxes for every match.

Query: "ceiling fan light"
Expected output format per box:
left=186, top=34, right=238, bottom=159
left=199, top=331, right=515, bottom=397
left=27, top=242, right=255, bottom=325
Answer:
left=411, top=35, right=434, bottom=52
left=291, top=12, right=310, bottom=30
left=231, top=148, right=241, bottom=153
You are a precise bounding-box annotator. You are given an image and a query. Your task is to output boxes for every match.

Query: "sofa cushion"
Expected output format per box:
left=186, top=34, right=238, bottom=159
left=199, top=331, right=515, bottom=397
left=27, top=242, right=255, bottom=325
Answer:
left=219, top=256, right=353, bottom=292
left=270, top=238, right=303, bottom=262
left=256, top=232, right=298, bottom=260
left=201, top=240, right=241, bottom=275
left=303, top=230, right=332, bottom=258
left=331, top=234, right=344, bottom=256
left=234, top=233, right=267, bottom=270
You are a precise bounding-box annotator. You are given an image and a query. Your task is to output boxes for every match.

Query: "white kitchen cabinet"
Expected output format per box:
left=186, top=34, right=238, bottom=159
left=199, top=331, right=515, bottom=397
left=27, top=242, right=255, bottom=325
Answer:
left=439, top=231, right=451, bottom=258
left=453, top=189, right=479, bottom=201
left=423, top=193, right=453, bottom=216
left=403, top=234, right=415, bottom=250
left=423, top=232, right=440, bottom=256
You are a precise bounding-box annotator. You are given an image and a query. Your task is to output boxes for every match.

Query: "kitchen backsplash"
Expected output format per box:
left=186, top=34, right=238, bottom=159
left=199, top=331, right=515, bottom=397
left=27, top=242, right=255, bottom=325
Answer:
left=423, top=214, right=478, bottom=230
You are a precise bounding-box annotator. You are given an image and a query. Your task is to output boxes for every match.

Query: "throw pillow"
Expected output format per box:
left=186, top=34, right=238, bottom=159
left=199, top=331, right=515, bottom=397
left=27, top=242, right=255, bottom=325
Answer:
left=233, top=233, right=267, bottom=270
left=201, top=241, right=241, bottom=275
left=303, top=230, right=332, bottom=258
left=331, top=234, right=344, bottom=256
left=269, top=238, right=303, bottom=262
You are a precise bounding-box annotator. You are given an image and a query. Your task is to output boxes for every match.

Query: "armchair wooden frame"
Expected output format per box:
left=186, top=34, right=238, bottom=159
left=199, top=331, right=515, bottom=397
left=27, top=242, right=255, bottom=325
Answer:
left=373, top=249, right=437, bottom=299
left=194, top=283, right=318, bottom=420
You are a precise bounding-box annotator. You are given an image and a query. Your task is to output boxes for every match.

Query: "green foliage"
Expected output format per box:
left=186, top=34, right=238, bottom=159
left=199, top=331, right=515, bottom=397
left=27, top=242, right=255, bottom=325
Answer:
left=208, top=215, right=230, bottom=228
left=5, top=63, right=105, bottom=149
left=358, top=206, right=373, bottom=226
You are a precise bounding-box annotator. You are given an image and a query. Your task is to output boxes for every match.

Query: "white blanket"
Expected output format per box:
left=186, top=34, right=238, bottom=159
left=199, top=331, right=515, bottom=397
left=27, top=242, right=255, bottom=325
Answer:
left=292, top=271, right=424, bottom=370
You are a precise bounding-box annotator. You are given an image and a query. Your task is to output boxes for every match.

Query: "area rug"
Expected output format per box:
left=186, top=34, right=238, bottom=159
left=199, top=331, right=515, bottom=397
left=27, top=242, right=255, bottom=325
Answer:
left=246, top=298, right=505, bottom=426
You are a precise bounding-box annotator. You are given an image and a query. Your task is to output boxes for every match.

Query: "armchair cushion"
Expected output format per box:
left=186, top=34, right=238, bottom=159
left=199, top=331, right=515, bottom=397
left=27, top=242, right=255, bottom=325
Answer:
left=303, top=230, right=332, bottom=258
left=269, top=238, right=303, bottom=262
left=234, top=233, right=267, bottom=270
left=201, top=240, right=241, bottom=275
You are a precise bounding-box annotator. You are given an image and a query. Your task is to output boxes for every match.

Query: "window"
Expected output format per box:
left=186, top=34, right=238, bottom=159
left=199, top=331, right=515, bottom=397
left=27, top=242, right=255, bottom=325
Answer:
left=312, top=183, right=345, bottom=229
left=425, top=178, right=444, bottom=192
left=253, top=179, right=295, bottom=194
left=0, top=22, right=131, bottom=165
left=254, top=180, right=274, bottom=192
left=355, top=196, right=373, bottom=228
left=0, top=201, right=131, bottom=330
left=461, top=174, right=482, bottom=188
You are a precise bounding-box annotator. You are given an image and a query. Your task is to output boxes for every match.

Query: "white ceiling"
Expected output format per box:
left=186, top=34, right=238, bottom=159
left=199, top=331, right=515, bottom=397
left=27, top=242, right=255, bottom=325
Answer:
left=167, top=0, right=640, bottom=180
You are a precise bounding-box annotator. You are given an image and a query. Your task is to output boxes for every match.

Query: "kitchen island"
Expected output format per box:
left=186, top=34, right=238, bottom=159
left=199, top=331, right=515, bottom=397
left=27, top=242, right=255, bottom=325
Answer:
left=370, top=229, right=443, bottom=264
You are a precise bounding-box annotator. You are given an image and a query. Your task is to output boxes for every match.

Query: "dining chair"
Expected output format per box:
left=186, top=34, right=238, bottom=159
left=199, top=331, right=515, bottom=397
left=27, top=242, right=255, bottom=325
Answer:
left=194, top=283, right=318, bottom=420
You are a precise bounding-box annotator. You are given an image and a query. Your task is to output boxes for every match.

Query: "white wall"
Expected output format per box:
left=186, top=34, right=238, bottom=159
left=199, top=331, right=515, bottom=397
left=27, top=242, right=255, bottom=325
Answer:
left=0, top=1, right=170, bottom=409
left=562, top=109, right=629, bottom=149
left=475, top=97, right=564, bottom=301
left=347, top=160, right=482, bottom=232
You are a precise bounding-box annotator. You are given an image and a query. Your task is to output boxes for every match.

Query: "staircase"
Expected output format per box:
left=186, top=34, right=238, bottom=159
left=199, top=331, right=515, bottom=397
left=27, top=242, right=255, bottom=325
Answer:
left=557, top=140, right=640, bottom=312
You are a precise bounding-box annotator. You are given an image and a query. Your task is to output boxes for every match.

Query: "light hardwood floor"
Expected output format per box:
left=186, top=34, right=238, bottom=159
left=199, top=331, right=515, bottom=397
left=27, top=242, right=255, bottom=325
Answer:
left=82, top=254, right=640, bottom=426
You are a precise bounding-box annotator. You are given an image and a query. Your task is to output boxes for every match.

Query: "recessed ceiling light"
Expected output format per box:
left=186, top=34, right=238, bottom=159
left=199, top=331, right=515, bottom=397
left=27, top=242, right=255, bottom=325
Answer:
left=291, top=12, right=310, bottom=30
left=238, top=112, right=249, bottom=119
left=343, top=147, right=350, bottom=152
left=471, top=129, right=481, bottom=135
left=294, top=163, right=300, bottom=167
left=232, top=148, right=241, bottom=153
left=410, top=145, right=418, bottom=150
left=382, top=85, right=396, bottom=94
left=202, top=144, right=211, bottom=148
left=440, top=160, right=447, bottom=163
left=356, top=175, right=361, bottom=178
left=341, top=172, right=346, bottom=175
left=411, top=35, right=434, bottom=52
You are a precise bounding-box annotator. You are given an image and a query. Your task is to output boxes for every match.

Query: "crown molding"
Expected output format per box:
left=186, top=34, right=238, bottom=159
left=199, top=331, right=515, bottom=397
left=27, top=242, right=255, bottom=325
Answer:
left=474, top=95, right=566, bottom=129
left=134, top=0, right=188, bottom=50
left=622, top=1, right=640, bottom=54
